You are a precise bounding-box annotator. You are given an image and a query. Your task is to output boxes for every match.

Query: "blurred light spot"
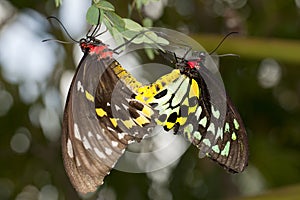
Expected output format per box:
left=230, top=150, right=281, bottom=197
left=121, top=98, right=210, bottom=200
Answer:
left=34, top=170, right=51, bottom=188
left=175, top=0, right=195, bottom=16
left=276, top=88, right=299, bottom=111
left=38, top=185, right=58, bottom=200
left=16, top=185, right=39, bottom=200
left=0, top=10, right=57, bottom=85
left=0, top=178, right=14, bottom=200
left=147, top=167, right=172, bottom=185
left=59, top=0, right=90, bottom=39
left=10, top=128, right=31, bottom=154
left=97, top=187, right=116, bottom=200
left=60, top=70, right=74, bottom=107
left=39, top=108, right=61, bottom=142
left=19, top=81, right=39, bottom=104
left=295, top=0, right=300, bottom=8
left=43, top=87, right=62, bottom=114
left=0, top=0, right=14, bottom=26
left=148, top=168, right=174, bottom=200
left=148, top=185, right=172, bottom=200
left=73, top=43, right=83, bottom=65
left=0, top=89, right=13, bottom=116
left=144, top=0, right=167, bottom=20
left=233, top=165, right=266, bottom=196
left=29, top=103, right=43, bottom=127
left=212, top=0, right=247, bottom=16
left=258, top=58, right=282, bottom=88
left=223, top=0, right=247, bottom=9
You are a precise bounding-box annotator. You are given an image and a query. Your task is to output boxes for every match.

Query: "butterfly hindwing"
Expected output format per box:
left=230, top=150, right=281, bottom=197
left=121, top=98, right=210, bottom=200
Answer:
left=152, top=50, right=248, bottom=173
left=94, top=60, right=157, bottom=143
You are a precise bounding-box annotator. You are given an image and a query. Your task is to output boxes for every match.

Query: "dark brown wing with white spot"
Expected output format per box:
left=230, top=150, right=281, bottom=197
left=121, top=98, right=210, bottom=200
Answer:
left=62, top=52, right=134, bottom=194
left=62, top=48, right=157, bottom=194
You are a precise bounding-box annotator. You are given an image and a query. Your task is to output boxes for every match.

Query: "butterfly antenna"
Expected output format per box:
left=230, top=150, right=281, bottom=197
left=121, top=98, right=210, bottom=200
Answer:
left=209, top=31, right=238, bottom=55
left=95, top=27, right=108, bottom=37
left=113, top=30, right=150, bottom=53
left=42, top=38, right=73, bottom=44
left=217, top=53, right=240, bottom=58
left=46, top=16, right=79, bottom=43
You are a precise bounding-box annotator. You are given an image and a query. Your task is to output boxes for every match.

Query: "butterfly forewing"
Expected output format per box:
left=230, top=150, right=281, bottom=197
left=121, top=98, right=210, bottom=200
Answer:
left=62, top=32, right=161, bottom=193
left=62, top=42, right=135, bottom=194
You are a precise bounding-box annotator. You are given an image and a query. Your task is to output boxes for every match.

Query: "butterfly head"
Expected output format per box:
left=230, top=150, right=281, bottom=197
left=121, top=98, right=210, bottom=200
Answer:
left=79, top=36, right=103, bottom=53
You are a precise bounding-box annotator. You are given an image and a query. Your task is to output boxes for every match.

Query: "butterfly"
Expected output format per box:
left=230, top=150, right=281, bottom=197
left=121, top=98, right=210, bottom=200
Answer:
left=134, top=50, right=248, bottom=173
left=61, top=31, right=157, bottom=193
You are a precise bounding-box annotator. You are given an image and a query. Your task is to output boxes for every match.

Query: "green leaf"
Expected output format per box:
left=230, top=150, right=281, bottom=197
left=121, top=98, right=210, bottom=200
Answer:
left=142, top=18, right=153, bottom=27
left=121, top=29, right=147, bottom=44
left=136, top=0, right=142, bottom=10
left=95, top=0, right=115, bottom=12
left=145, top=48, right=155, bottom=60
left=111, top=28, right=125, bottom=48
left=86, top=5, right=101, bottom=25
left=123, top=18, right=143, bottom=31
left=104, top=11, right=125, bottom=32
left=55, top=0, right=62, bottom=7
left=103, top=17, right=112, bottom=31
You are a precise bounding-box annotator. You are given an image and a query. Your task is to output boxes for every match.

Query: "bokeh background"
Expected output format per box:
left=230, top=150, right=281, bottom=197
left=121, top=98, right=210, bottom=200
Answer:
left=1, top=0, right=300, bottom=199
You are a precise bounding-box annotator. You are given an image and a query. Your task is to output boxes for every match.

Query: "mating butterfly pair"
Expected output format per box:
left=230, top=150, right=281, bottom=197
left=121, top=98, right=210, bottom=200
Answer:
left=62, top=31, right=248, bottom=194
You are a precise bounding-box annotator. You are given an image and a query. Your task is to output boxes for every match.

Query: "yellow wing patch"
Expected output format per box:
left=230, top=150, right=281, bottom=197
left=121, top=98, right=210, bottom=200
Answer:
left=85, top=91, right=94, bottom=102
left=96, top=108, right=107, bottom=117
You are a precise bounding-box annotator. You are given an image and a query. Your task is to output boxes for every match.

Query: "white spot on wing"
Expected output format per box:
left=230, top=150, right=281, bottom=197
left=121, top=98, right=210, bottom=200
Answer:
left=207, top=123, right=215, bottom=135
left=82, top=136, right=91, bottom=150
left=118, top=132, right=126, bottom=140
left=211, top=105, right=220, bottom=119
left=75, top=157, right=81, bottom=166
left=107, top=126, right=116, bottom=132
left=88, top=131, right=93, bottom=137
left=77, top=81, right=84, bottom=93
left=96, top=133, right=103, bottom=140
left=94, top=147, right=106, bottom=159
left=115, top=104, right=121, bottom=111
left=111, top=141, right=118, bottom=147
left=195, top=106, right=202, bottom=120
left=127, top=140, right=135, bottom=144
left=216, top=127, right=223, bottom=140
left=199, top=116, right=207, bottom=127
left=105, top=147, right=113, bottom=155
left=122, top=103, right=129, bottom=110
left=67, top=139, right=74, bottom=158
left=74, top=123, right=81, bottom=140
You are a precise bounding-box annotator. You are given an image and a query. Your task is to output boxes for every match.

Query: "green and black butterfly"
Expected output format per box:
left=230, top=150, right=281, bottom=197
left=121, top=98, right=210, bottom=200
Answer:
left=134, top=50, right=248, bottom=173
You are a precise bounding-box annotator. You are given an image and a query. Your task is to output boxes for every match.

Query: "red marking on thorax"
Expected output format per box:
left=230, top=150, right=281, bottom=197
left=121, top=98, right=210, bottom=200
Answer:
left=89, top=45, right=113, bottom=60
left=187, top=61, right=197, bottom=69
left=187, top=59, right=201, bottom=70
left=89, top=45, right=107, bottom=54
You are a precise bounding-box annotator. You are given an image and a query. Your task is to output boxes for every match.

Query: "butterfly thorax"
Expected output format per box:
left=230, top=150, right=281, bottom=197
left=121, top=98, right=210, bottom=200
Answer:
left=79, top=37, right=112, bottom=59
